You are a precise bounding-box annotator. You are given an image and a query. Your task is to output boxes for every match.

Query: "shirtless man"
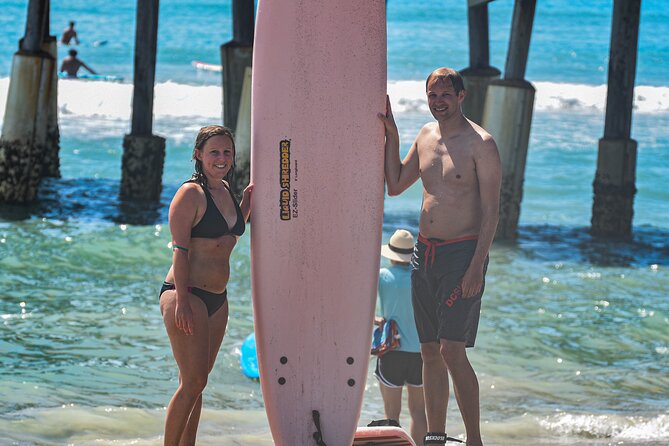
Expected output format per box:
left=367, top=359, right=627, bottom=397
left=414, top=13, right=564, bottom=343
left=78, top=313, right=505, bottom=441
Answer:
left=379, top=67, right=501, bottom=446
left=60, top=21, right=79, bottom=45
left=59, top=49, right=96, bottom=78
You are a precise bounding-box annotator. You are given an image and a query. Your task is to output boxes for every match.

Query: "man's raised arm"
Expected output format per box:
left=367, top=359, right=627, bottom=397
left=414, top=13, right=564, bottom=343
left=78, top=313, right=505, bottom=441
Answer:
left=378, top=95, right=419, bottom=196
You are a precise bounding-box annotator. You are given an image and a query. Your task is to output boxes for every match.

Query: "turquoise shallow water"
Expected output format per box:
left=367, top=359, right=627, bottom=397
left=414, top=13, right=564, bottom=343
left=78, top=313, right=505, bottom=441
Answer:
left=1, top=0, right=669, bottom=444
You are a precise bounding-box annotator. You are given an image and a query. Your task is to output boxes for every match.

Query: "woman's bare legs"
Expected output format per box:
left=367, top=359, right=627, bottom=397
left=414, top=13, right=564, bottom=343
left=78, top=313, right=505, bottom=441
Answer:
left=407, top=385, right=427, bottom=444
left=379, top=382, right=402, bottom=422
left=160, top=291, right=210, bottom=446
left=179, top=301, right=229, bottom=446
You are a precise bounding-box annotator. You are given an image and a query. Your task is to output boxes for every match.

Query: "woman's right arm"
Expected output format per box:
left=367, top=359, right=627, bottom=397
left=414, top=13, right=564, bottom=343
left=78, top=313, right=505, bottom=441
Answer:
left=168, top=184, right=200, bottom=335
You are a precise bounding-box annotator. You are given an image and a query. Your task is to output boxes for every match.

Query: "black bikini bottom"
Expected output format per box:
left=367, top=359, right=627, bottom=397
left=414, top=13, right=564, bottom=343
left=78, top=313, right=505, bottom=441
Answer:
left=159, top=282, right=227, bottom=316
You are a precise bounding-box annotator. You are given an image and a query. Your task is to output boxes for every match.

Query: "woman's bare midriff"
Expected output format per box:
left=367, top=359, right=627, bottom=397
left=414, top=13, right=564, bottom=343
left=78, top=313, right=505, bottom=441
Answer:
left=164, top=235, right=238, bottom=292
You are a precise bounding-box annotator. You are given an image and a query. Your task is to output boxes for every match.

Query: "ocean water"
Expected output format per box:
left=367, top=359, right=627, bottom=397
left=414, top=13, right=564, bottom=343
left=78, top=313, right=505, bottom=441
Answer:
left=1, top=0, right=668, bottom=445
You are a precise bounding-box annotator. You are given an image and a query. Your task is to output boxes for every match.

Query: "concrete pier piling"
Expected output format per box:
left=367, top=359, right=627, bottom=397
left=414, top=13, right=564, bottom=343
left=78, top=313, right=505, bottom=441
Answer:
left=591, top=0, right=641, bottom=239
left=221, top=0, right=254, bottom=133
left=120, top=0, right=165, bottom=202
left=0, top=0, right=54, bottom=203
left=460, top=1, right=500, bottom=125
left=42, top=36, right=60, bottom=178
left=221, top=0, right=254, bottom=195
left=481, top=0, right=537, bottom=240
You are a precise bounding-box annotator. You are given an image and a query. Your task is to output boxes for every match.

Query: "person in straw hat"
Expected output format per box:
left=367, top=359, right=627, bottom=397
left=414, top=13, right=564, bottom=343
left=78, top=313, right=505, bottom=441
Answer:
left=374, top=229, right=427, bottom=444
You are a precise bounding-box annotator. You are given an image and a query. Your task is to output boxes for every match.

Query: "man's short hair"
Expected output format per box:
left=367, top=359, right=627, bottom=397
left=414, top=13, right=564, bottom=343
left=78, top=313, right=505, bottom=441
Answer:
left=68, top=49, right=77, bottom=57
left=426, top=68, right=465, bottom=94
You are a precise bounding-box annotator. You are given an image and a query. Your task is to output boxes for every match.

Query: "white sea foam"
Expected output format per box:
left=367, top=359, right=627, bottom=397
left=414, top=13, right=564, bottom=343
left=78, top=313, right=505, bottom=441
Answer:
left=388, top=80, right=669, bottom=115
left=0, top=77, right=223, bottom=125
left=537, top=412, right=669, bottom=441
left=0, top=405, right=273, bottom=446
left=0, top=78, right=667, bottom=129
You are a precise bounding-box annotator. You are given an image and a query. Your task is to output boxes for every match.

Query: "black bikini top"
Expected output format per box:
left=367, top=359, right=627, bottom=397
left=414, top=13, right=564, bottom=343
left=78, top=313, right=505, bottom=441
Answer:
left=187, top=180, right=245, bottom=239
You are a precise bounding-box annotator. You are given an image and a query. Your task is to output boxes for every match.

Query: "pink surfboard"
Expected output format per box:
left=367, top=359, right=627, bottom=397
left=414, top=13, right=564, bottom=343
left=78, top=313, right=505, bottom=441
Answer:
left=250, top=0, right=387, bottom=444
left=353, top=426, right=416, bottom=446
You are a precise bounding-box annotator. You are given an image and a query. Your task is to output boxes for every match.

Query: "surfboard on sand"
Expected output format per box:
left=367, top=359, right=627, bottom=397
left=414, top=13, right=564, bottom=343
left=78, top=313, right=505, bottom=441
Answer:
left=250, top=0, right=387, bottom=444
left=353, top=426, right=416, bottom=446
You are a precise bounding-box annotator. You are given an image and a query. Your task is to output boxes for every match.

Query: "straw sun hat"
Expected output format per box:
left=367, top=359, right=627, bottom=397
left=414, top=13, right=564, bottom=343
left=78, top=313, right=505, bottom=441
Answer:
left=380, top=229, right=415, bottom=263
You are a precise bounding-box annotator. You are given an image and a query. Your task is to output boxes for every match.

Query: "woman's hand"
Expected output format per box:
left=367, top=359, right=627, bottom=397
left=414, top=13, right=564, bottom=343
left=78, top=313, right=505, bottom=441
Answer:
left=174, top=296, right=195, bottom=335
left=242, top=183, right=254, bottom=203
left=241, top=183, right=254, bottom=221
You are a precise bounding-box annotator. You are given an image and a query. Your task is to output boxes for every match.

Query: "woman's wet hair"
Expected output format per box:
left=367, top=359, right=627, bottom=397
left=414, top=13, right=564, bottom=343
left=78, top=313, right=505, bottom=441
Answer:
left=191, top=125, right=236, bottom=188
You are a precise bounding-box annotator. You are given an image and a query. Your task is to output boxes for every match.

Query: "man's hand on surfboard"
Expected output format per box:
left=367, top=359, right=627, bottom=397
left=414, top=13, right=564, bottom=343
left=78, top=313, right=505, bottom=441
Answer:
left=378, top=95, right=399, bottom=143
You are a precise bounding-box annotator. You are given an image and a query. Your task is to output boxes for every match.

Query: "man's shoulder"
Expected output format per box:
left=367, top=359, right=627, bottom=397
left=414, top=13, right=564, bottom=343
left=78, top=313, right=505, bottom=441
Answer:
left=415, top=122, right=438, bottom=143
left=465, top=120, right=497, bottom=152
left=420, top=122, right=438, bottom=133
left=465, top=118, right=491, bottom=139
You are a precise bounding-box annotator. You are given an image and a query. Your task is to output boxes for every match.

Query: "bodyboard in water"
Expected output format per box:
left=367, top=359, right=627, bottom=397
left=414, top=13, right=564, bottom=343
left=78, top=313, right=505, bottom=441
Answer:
left=353, top=426, right=416, bottom=446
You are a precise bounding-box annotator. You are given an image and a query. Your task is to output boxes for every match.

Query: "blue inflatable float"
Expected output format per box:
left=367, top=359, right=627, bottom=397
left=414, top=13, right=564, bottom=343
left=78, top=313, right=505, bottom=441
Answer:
left=240, top=332, right=259, bottom=380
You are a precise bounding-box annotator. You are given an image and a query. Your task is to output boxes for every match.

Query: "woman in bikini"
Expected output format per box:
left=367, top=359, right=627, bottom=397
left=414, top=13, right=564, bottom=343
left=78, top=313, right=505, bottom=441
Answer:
left=159, top=125, right=253, bottom=445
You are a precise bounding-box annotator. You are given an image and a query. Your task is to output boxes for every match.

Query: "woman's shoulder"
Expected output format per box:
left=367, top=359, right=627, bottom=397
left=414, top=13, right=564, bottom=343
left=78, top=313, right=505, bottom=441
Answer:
left=171, top=181, right=206, bottom=208
left=179, top=180, right=206, bottom=196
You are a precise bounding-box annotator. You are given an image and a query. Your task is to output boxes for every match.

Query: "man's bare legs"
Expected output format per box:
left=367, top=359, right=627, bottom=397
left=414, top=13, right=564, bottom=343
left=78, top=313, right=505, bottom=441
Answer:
left=442, top=340, right=481, bottom=446
left=420, top=342, right=449, bottom=435
left=420, top=340, right=482, bottom=445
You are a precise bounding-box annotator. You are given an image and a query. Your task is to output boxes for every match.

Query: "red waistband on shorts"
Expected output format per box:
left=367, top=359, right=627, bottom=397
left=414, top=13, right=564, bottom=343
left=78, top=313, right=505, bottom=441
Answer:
left=417, top=233, right=479, bottom=269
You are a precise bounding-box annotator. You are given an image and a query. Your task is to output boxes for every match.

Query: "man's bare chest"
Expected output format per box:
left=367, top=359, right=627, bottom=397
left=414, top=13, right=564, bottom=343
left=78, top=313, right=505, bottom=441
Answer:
left=419, top=143, right=476, bottom=186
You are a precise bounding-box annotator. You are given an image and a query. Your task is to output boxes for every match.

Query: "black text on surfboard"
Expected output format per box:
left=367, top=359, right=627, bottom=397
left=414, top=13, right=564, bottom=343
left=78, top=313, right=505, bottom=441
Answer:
left=292, top=188, right=298, bottom=218
left=280, top=140, right=291, bottom=220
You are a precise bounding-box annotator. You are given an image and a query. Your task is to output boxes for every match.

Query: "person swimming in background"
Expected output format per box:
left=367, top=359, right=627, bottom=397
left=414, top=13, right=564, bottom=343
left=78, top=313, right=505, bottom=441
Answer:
left=60, top=21, right=79, bottom=45
left=59, top=49, right=96, bottom=78
left=159, top=125, right=253, bottom=445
